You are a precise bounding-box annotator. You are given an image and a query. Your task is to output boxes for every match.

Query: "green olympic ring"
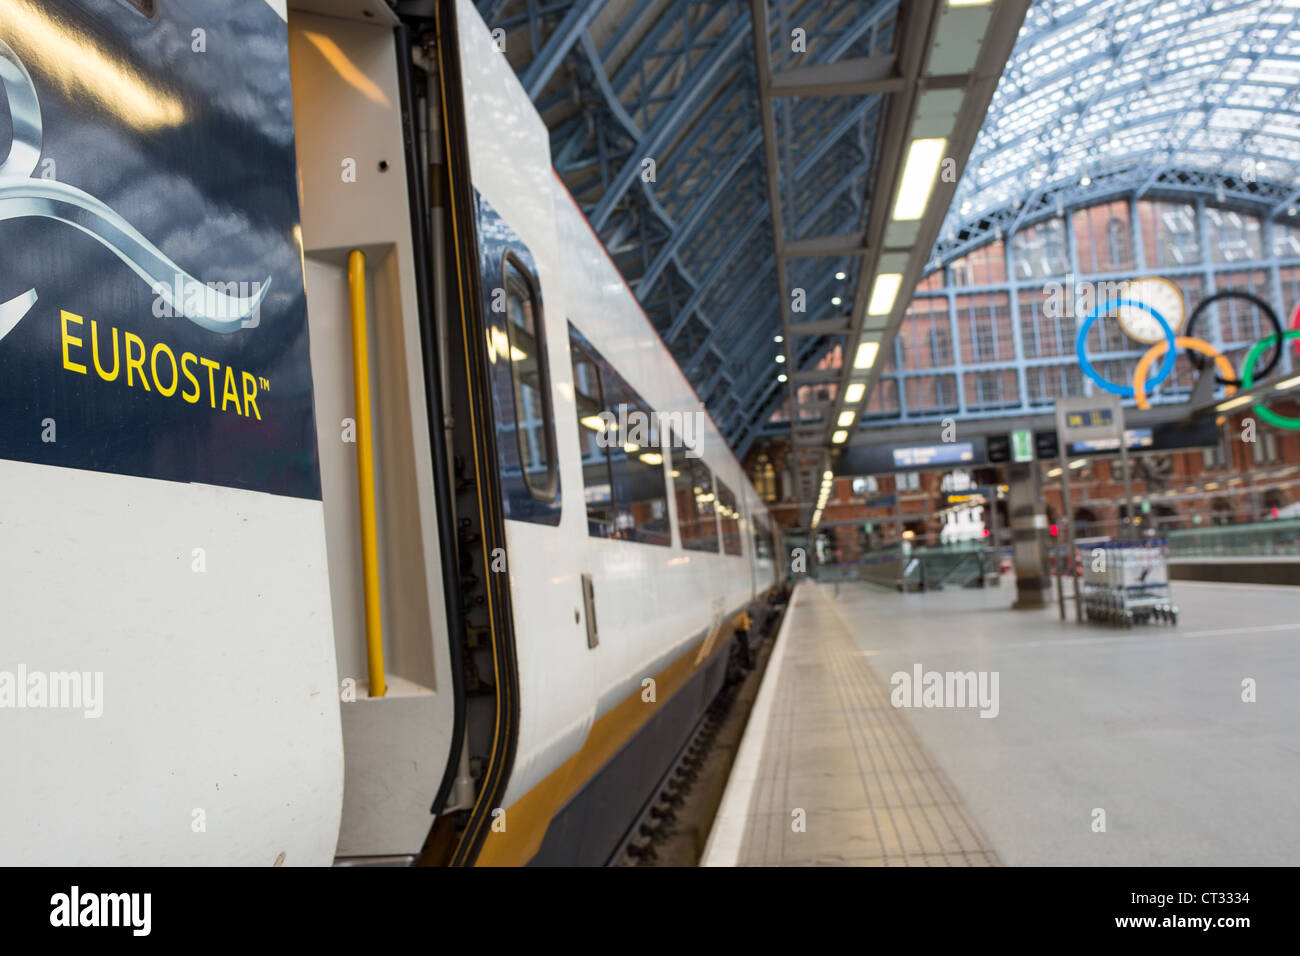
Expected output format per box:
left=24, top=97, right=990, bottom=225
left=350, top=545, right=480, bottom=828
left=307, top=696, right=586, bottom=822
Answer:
left=1241, top=330, right=1300, bottom=430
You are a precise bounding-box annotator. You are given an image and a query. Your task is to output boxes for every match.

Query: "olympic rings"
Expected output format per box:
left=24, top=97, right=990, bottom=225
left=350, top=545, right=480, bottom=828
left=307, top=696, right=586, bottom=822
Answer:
left=1290, top=300, right=1300, bottom=362
left=1074, top=289, right=1299, bottom=427
left=1241, top=330, right=1300, bottom=431
left=1077, top=298, right=1177, bottom=398
left=1183, top=290, right=1283, bottom=386
left=1132, top=336, right=1236, bottom=411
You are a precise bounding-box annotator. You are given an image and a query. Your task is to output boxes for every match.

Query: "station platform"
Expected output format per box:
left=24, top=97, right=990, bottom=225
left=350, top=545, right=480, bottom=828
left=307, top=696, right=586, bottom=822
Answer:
left=703, top=578, right=1300, bottom=866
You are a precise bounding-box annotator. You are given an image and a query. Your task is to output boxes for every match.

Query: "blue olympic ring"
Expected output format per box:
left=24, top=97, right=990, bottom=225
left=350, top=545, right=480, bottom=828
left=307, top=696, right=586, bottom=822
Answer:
left=1075, top=298, right=1177, bottom=398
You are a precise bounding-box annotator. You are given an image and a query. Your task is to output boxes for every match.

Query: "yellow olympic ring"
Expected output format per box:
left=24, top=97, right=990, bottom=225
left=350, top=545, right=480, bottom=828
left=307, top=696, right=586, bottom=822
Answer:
left=1132, top=336, right=1237, bottom=422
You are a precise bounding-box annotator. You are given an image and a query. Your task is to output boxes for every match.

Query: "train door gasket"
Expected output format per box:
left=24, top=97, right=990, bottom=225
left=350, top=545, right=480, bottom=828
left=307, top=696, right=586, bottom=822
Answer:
left=430, top=0, right=522, bottom=867
left=392, top=21, right=468, bottom=824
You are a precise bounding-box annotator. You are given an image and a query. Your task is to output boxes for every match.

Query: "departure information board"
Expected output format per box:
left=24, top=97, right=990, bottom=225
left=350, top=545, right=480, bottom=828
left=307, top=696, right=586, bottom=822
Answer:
left=892, top=442, right=975, bottom=469
left=1055, top=395, right=1125, bottom=447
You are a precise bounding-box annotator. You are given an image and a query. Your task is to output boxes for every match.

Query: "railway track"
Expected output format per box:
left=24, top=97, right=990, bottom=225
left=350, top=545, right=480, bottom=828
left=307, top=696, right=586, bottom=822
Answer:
left=610, top=602, right=785, bottom=867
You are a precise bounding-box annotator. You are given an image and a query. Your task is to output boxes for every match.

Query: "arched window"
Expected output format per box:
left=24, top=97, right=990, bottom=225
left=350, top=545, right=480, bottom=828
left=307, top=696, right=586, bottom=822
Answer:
left=1106, top=217, right=1128, bottom=269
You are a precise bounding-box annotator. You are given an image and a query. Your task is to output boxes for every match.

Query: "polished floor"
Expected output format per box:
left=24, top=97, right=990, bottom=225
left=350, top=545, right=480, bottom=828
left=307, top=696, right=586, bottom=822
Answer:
left=705, top=577, right=1300, bottom=866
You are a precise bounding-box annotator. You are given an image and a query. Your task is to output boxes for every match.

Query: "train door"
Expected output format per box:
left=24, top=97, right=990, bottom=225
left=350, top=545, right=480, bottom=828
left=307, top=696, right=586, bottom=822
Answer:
left=745, top=491, right=761, bottom=603
left=287, top=3, right=465, bottom=864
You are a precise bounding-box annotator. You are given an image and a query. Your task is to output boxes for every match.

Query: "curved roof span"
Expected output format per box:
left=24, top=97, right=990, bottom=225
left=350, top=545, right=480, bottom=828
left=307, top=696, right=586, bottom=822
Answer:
left=935, top=0, right=1300, bottom=264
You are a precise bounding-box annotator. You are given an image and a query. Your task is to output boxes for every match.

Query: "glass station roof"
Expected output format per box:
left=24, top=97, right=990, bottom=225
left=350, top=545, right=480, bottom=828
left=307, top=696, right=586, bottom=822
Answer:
left=942, top=0, right=1300, bottom=230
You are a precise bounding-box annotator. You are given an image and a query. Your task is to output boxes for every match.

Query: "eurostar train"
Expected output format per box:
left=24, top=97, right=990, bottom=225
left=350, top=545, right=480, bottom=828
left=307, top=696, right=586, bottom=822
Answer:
left=0, top=0, right=782, bottom=866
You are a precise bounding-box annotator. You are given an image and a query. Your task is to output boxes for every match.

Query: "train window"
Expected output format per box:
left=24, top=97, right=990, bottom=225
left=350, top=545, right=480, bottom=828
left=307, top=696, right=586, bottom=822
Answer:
left=670, top=433, right=719, bottom=552
left=608, top=387, right=671, bottom=546
left=716, top=479, right=743, bottom=556
left=475, top=197, right=561, bottom=525
left=570, top=341, right=616, bottom=537
left=501, top=253, right=557, bottom=501
left=567, top=323, right=670, bottom=546
left=753, top=514, right=773, bottom=559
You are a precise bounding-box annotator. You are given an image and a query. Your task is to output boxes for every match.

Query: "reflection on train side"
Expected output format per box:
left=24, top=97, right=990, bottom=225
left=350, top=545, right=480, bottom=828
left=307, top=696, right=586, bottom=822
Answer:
left=501, top=253, right=551, bottom=499
left=672, top=439, right=720, bottom=552
left=476, top=193, right=561, bottom=525
left=569, top=321, right=671, bottom=545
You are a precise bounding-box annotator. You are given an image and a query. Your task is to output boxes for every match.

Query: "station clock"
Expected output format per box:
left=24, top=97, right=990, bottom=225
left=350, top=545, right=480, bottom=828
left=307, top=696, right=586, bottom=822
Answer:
left=1116, top=276, right=1186, bottom=344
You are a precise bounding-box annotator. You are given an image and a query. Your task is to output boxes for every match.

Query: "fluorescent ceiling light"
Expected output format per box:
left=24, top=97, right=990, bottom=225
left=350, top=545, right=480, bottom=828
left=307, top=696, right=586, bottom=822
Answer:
left=1068, top=459, right=1087, bottom=469
left=623, top=442, right=639, bottom=454
left=777, top=373, right=788, bottom=383
left=832, top=430, right=848, bottom=444
left=854, top=341, right=880, bottom=369
left=844, top=383, right=866, bottom=403
left=831, top=296, right=842, bottom=306
left=823, top=470, right=834, bottom=480
left=1216, top=395, right=1252, bottom=411
left=775, top=354, right=786, bottom=363
left=580, top=415, right=605, bottom=431
left=835, top=271, right=846, bottom=280
left=868, top=273, right=903, bottom=316
left=639, top=452, right=663, bottom=466
left=1047, top=467, right=1062, bottom=478
left=774, top=334, right=784, bottom=343
left=893, top=137, right=947, bottom=221
left=837, top=410, right=855, bottom=427
left=1273, top=375, right=1300, bottom=391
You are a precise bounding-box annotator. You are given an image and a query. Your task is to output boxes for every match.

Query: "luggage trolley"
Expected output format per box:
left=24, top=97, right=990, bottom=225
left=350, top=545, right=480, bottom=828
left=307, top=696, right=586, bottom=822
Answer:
left=1082, top=539, right=1178, bottom=627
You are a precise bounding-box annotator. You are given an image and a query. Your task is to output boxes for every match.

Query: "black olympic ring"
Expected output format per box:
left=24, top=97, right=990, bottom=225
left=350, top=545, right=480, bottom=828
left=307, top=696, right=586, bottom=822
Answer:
left=1183, top=290, right=1283, bottom=387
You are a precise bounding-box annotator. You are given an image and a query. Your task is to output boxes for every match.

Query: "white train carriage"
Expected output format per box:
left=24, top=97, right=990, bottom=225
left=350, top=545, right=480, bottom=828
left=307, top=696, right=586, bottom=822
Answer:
left=0, top=0, right=781, bottom=867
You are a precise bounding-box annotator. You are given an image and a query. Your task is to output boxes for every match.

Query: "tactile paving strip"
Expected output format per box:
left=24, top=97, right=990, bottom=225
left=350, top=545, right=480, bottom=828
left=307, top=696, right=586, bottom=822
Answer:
left=737, top=584, right=1001, bottom=866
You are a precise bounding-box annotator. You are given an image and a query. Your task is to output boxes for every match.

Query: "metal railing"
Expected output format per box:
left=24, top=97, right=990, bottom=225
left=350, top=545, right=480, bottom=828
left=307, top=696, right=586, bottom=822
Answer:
left=812, top=541, right=998, bottom=591
left=1166, top=518, right=1300, bottom=559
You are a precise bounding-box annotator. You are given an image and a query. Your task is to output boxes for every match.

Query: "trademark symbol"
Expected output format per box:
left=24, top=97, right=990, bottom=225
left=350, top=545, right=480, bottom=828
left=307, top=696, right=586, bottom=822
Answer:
left=259, top=376, right=270, bottom=391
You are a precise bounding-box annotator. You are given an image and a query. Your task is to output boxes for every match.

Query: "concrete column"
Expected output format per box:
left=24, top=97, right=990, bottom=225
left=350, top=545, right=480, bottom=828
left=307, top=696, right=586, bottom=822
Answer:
left=1007, top=461, right=1052, bottom=609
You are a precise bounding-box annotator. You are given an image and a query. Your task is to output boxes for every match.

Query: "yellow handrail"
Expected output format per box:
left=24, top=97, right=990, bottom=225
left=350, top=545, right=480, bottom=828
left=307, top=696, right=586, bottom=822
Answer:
left=347, top=250, right=386, bottom=698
